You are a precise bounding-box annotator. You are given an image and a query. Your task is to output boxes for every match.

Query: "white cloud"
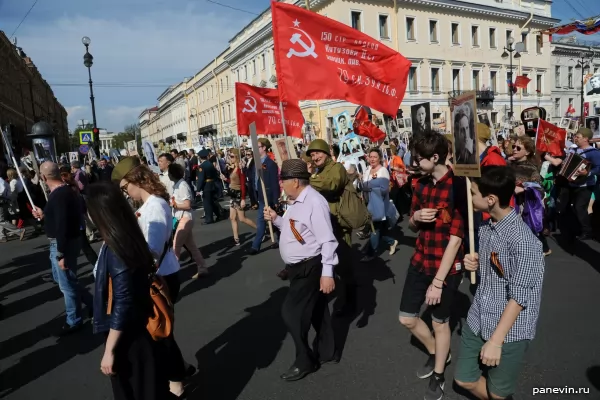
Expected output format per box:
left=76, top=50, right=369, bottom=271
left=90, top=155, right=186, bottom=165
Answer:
left=14, top=5, right=250, bottom=132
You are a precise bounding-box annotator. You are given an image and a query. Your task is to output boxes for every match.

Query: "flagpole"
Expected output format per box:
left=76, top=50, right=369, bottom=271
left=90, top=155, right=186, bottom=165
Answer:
left=279, top=101, right=292, bottom=155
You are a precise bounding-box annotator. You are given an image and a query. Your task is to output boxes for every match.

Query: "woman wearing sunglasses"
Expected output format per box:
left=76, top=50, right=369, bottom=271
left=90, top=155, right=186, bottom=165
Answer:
left=112, top=157, right=195, bottom=398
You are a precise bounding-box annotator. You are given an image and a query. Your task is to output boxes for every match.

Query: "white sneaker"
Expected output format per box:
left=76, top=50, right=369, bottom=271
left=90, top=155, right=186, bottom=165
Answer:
left=389, top=240, right=399, bottom=256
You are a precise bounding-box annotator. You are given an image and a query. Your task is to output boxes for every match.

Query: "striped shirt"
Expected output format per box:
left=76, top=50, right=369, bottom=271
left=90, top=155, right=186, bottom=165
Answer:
left=467, top=209, right=545, bottom=343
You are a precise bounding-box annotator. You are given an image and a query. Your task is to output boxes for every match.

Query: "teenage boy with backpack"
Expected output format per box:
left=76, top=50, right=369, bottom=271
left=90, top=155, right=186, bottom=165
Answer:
left=399, top=132, right=465, bottom=400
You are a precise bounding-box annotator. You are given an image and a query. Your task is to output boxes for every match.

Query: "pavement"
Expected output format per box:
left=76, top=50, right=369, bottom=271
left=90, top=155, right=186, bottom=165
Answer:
left=1, top=208, right=599, bottom=400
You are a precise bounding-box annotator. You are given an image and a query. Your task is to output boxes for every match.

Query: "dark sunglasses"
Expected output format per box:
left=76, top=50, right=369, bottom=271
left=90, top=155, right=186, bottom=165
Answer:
left=512, top=145, right=523, bottom=151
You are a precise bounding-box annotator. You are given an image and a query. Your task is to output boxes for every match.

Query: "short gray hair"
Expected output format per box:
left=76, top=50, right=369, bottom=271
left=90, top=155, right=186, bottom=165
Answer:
left=298, top=178, right=310, bottom=187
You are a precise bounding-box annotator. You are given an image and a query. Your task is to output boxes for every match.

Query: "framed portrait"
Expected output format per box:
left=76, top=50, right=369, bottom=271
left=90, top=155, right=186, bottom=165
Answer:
left=404, top=118, right=412, bottom=128
left=451, top=91, right=480, bottom=177
left=585, top=116, right=600, bottom=137
left=334, top=111, right=353, bottom=138
left=568, top=119, right=579, bottom=132
left=559, top=118, right=570, bottom=129
left=411, top=102, right=431, bottom=137
left=527, top=121, right=533, bottom=130
left=337, top=132, right=365, bottom=163
left=478, top=112, right=491, bottom=127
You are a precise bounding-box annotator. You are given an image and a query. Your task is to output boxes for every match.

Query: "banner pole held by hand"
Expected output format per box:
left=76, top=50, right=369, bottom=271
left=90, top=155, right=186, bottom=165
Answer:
left=249, top=122, right=275, bottom=243
left=466, top=178, right=476, bottom=285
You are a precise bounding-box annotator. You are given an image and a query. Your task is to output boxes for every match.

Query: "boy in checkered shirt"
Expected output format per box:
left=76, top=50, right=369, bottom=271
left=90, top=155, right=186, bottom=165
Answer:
left=455, top=166, right=544, bottom=400
left=399, top=132, right=465, bottom=400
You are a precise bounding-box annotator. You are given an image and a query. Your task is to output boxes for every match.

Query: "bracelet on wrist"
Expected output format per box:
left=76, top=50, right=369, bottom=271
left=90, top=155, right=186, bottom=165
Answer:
left=434, top=277, right=444, bottom=282
left=433, top=284, right=443, bottom=289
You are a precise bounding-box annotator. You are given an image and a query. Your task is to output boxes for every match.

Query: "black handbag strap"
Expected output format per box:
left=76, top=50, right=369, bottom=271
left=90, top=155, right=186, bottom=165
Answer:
left=155, top=231, right=174, bottom=272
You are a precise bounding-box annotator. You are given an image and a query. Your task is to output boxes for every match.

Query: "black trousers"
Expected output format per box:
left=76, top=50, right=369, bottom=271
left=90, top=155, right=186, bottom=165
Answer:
left=80, top=230, right=98, bottom=266
left=162, top=272, right=187, bottom=382
left=202, top=182, right=220, bottom=223
left=281, top=256, right=335, bottom=370
left=558, top=185, right=593, bottom=236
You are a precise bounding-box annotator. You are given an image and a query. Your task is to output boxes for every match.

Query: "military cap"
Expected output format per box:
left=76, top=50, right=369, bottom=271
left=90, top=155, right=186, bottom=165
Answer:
left=198, top=149, right=209, bottom=158
left=111, top=156, right=141, bottom=182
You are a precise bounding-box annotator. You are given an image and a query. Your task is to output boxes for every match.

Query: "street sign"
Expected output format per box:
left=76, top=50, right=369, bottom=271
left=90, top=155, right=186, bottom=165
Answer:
left=79, top=131, right=93, bottom=144
left=79, top=144, right=89, bottom=155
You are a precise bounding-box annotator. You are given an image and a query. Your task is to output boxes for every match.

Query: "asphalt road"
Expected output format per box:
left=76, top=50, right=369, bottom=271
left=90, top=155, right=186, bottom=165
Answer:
left=1, top=209, right=599, bottom=400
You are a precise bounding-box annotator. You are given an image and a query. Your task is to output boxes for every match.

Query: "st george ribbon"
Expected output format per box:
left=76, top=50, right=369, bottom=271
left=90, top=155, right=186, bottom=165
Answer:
left=271, top=0, right=412, bottom=117
left=235, top=82, right=304, bottom=138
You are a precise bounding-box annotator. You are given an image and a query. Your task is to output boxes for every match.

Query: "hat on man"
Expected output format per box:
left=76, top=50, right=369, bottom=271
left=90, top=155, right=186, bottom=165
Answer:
left=258, top=138, right=272, bottom=150
left=111, top=156, right=141, bottom=182
left=198, top=149, right=209, bottom=159
left=280, top=159, right=311, bottom=180
left=476, top=123, right=491, bottom=142
left=578, top=127, right=593, bottom=140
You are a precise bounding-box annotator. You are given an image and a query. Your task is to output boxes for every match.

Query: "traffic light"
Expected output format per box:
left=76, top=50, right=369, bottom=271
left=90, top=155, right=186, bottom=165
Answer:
left=92, top=127, right=99, bottom=142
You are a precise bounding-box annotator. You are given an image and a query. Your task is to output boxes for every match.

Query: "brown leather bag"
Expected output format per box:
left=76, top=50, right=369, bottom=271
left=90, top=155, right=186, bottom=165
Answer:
left=107, top=241, right=174, bottom=341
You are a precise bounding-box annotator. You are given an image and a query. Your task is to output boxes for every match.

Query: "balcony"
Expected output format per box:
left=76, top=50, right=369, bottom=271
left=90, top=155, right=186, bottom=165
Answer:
left=176, top=133, right=186, bottom=141
left=447, top=90, right=495, bottom=105
left=198, top=124, right=218, bottom=136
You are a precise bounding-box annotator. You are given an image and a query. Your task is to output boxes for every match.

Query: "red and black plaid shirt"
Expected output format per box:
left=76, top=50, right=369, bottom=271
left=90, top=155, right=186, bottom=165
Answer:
left=410, top=169, right=464, bottom=276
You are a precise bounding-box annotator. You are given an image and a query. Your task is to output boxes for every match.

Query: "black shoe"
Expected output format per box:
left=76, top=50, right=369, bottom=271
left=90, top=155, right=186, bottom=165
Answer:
left=320, top=350, right=341, bottom=365
left=58, top=322, right=84, bottom=336
left=247, top=248, right=259, bottom=255
left=276, top=269, right=289, bottom=280
left=577, top=234, right=594, bottom=241
left=185, top=364, right=197, bottom=378
left=280, top=364, right=316, bottom=381
left=416, top=353, right=451, bottom=379
left=424, top=373, right=445, bottom=400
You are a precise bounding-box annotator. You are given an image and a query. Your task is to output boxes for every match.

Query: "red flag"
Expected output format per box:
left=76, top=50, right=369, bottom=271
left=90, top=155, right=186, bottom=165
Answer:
left=271, top=1, right=411, bottom=116
left=235, top=82, right=304, bottom=137
left=536, top=119, right=566, bottom=157
left=353, top=106, right=386, bottom=142
left=514, top=75, right=531, bottom=89
left=566, top=104, right=576, bottom=115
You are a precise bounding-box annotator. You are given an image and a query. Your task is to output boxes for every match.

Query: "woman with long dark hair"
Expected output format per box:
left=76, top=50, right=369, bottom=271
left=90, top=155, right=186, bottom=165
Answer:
left=87, top=181, right=169, bottom=400
left=112, top=157, right=195, bottom=397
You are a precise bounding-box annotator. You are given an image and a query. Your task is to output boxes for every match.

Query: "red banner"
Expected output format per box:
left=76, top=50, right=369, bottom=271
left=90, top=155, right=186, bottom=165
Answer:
left=353, top=106, right=386, bottom=142
left=271, top=1, right=411, bottom=116
left=235, top=83, right=304, bottom=137
left=514, top=75, right=531, bottom=89
left=536, top=119, right=566, bottom=157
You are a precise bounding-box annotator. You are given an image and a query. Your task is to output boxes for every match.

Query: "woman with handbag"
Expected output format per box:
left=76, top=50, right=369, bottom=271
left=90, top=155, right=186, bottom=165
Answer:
left=221, top=150, right=256, bottom=246
left=169, top=163, right=209, bottom=277
left=360, top=148, right=399, bottom=262
left=112, top=157, right=195, bottom=398
left=87, top=181, right=170, bottom=400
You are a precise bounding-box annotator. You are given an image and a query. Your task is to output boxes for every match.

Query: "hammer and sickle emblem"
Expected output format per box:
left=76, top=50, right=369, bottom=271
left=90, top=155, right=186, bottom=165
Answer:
left=287, top=28, right=318, bottom=59
left=242, top=96, right=257, bottom=113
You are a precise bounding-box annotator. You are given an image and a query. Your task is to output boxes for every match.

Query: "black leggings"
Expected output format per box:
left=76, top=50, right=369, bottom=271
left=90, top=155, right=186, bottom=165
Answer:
left=161, top=272, right=187, bottom=382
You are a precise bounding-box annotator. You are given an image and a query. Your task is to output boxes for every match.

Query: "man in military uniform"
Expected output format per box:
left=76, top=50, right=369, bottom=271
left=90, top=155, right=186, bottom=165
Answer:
left=306, top=139, right=356, bottom=316
left=196, top=149, right=220, bottom=225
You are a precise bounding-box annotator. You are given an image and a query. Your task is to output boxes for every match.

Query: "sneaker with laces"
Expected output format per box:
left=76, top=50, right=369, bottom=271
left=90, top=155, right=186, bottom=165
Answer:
left=424, top=374, right=445, bottom=400
left=416, top=353, right=451, bottom=379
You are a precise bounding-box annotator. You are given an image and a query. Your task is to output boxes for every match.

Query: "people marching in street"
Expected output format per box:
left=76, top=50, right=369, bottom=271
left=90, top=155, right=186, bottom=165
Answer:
left=222, top=149, right=256, bottom=246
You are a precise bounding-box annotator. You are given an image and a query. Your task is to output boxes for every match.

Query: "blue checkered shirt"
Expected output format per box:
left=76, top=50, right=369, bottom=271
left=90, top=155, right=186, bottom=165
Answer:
left=467, top=210, right=545, bottom=343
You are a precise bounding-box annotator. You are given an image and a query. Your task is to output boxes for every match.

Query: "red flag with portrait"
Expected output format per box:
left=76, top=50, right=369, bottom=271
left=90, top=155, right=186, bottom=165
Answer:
left=536, top=119, right=566, bottom=157
left=353, top=107, right=386, bottom=142
left=235, top=83, right=304, bottom=137
left=271, top=1, right=411, bottom=116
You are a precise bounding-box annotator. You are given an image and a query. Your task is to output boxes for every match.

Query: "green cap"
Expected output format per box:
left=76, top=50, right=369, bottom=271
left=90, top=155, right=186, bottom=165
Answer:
left=111, top=157, right=141, bottom=182
left=306, top=139, right=330, bottom=156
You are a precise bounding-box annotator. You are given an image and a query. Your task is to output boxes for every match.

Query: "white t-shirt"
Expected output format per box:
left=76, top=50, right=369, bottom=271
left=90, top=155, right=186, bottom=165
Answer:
left=172, top=179, right=193, bottom=220
left=362, top=165, right=391, bottom=183
left=159, top=171, right=174, bottom=196
left=137, top=195, right=180, bottom=276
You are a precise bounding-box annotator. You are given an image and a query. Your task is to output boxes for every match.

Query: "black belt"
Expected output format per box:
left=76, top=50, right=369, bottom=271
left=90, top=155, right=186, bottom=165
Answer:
left=286, top=255, right=321, bottom=269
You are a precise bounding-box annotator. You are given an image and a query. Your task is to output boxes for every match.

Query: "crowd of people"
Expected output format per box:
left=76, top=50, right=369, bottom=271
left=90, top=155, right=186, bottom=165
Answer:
left=0, top=119, right=598, bottom=400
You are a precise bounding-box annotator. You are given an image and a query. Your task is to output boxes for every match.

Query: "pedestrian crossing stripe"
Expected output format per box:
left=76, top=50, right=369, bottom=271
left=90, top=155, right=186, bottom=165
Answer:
left=79, top=131, right=93, bottom=144
left=81, top=133, right=91, bottom=142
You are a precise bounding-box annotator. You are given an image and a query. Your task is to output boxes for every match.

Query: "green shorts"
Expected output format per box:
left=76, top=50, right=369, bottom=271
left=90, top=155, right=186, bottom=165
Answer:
left=455, top=324, right=529, bottom=398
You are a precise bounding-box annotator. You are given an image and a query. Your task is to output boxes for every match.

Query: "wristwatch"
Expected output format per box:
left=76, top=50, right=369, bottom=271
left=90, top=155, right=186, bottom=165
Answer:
left=55, top=252, right=64, bottom=261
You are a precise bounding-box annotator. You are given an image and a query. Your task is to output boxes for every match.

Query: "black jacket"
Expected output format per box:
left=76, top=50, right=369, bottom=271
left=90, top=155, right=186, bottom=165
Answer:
left=93, top=245, right=151, bottom=334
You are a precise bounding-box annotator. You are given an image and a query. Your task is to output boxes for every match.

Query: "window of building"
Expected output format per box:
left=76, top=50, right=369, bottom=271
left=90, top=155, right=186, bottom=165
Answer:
left=237, top=69, right=240, bottom=82
left=472, top=70, right=480, bottom=89
left=220, top=79, right=223, bottom=93
left=211, top=85, right=214, bottom=98
left=429, top=20, right=438, bottom=43
left=490, top=71, right=497, bottom=92
left=379, top=15, right=390, bottom=39
left=568, top=98, right=574, bottom=109
left=351, top=11, right=362, bottom=31
left=489, top=28, right=496, bottom=48
left=228, top=104, right=231, bottom=119
left=536, top=34, right=542, bottom=53
left=595, top=67, right=599, bottom=74
left=261, top=53, right=266, bottom=70
left=491, top=112, right=498, bottom=124
left=253, top=60, right=256, bottom=75
left=431, top=67, right=440, bottom=92
left=409, top=67, right=417, bottom=91
left=522, top=73, right=529, bottom=94
left=226, top=76, right=229, bottom=90
left=406, top=17, right=415, bottom=41
left=521, top=33, right=528, bottom=52
left=555, top=66, right=561, bottom=87
left=471, top=25, right=479, bottom=47
left=452, top=69, right=461, bottom=91
left=222, top=106, right=225, bottom=120
left=568, top=66, right=573, bottom=88
left=451, top=23, right=460, bottom=45
left=506, top=30, right=513, bottom=46
left=244, top=65, right=248, bottom=80
left=536, top=74, right=542, bottom=92
left=554, top=98, right=560, bottom=115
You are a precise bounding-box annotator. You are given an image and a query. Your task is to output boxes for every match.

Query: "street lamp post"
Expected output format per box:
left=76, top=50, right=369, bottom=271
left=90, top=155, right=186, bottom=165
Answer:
left=571, top=48, right=594, bottom=124
left=82, top=36, right=99, bottom=155
left=501, top=37, right=521, bottom=120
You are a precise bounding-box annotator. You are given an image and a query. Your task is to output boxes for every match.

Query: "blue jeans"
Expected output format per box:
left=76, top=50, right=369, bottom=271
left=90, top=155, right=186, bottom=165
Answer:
left=50, top=237, right=93, bottom=327
left=366, top=220, right=395, bottom=256
left=251, top=201, right=279, bottom=251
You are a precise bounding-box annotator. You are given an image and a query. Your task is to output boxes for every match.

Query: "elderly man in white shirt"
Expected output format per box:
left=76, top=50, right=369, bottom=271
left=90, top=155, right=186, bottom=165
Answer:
left=0, top=172, right=25, bottom=242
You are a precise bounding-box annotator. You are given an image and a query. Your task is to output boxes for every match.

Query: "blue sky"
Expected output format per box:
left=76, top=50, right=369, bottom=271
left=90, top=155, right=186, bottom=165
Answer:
left=0, top=0, right=597, bottom=133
